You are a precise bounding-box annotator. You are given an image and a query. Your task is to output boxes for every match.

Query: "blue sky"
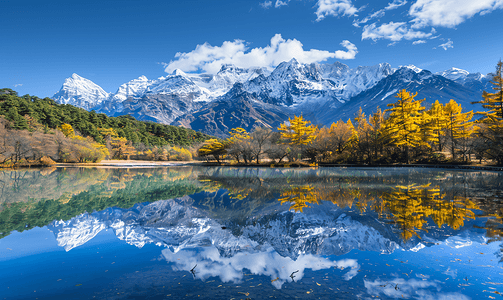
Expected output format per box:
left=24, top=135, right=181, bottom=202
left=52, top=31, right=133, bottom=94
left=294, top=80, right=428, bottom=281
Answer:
left=2, top=0, right=502, bottom=98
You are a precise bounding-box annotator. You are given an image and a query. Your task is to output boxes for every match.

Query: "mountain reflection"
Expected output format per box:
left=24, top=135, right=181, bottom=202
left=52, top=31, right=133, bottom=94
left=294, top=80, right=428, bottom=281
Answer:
left=2, top=166, right=503, bottom=263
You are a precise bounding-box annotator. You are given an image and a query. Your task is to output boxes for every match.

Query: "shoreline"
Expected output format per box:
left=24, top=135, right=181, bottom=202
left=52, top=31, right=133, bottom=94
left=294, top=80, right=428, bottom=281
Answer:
left=49, top=160, right=503, bottom=172
left=55, top=160, right=204, bottom=168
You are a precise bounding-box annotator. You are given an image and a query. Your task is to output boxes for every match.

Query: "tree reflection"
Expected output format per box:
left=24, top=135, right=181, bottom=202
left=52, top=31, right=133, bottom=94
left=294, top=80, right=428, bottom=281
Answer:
left=377, top=184, right=479, bottom=240
left=278, top=185, right=320, bottom=212
left=274, top=182, right=482, bottom=241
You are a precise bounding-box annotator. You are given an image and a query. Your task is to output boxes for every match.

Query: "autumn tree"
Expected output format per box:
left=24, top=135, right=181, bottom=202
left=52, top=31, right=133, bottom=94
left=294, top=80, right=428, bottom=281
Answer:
left=473, top=59, right=503, bottom=122
left=226, top=127, right=253, bottom=163
left=60, top=123, right=75, bottom=137
left=424, top=100, right=448, bottom=151
left=330, top=120, right=352, bottom=154
left=278, top=115, right=317, bottom=146
left=198, top=139, right=227, bottom=164
left=383, top=89, right=426, bottom=163
left=368, top=108, right=386, bottom=162
left=443, top=99, right=475, bottom=160
left=472, top=60, right=503, bottom=164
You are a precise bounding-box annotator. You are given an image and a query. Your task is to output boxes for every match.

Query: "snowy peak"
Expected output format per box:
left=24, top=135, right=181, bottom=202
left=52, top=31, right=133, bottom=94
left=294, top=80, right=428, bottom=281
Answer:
left=112, top=75, right=151, bottom=102
left=437, top=67, right=470, bottom=81
left=53, top=73, right=109, bottom=110
left=400, top=65, right=423, bottom=73
left=436, top=67, right=487, bottom=83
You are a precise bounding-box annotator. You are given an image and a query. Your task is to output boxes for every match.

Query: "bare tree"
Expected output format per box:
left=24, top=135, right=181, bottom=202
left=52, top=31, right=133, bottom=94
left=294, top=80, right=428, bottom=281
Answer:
left=250, top=127, right=273, bottom=164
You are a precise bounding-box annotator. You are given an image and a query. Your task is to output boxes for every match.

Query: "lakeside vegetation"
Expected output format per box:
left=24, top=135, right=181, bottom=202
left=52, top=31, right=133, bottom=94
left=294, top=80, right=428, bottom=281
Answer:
left=198, top=60, right=503, bottom=166
left=0, top=88, right=212, bottom=166
left=0, top=167, right=202, bottom=238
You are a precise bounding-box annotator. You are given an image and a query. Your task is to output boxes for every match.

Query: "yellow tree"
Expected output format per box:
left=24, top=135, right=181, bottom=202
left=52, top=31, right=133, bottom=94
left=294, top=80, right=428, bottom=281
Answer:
left=443, top=99, right=475, bottom=160
left=384, top=89, right=426, bottom=163
left=345, top=118, right=359, bottom=150
left=278, top=115, right=317, bottom=146
left=368, top=108, right=386, bottom=162
left=354, top=108, right=372, bottom=162
left=226, top=127, right=252, bottom=163
left=330, top=120, right=352, bottom=154
left=110, top=136, right=136, bottom=160
left=473, top=59, right=503, bottom=123
left=424, top=100, right=448, bottom=151
left=60, top=123, right=75, bottom=137
left=198, top=138, right=227, bottom=164
left=472, top=60, right=503, bottom=165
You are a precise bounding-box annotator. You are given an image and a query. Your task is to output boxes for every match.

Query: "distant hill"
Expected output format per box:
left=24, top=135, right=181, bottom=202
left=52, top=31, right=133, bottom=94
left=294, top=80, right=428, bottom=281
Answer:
left=0, top=88, right=212, bottom=147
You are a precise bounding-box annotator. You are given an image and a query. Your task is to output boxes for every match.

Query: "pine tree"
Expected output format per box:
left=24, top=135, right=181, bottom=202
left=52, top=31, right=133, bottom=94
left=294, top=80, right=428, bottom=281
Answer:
left=384, top=89, right=426, bottom=163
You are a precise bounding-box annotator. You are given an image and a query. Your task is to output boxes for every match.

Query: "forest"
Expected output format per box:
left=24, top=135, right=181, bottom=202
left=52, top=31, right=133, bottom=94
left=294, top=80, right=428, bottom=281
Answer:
left=199, top=61, right=503, bottom=166
left=0, top=89, right=212, bottom=166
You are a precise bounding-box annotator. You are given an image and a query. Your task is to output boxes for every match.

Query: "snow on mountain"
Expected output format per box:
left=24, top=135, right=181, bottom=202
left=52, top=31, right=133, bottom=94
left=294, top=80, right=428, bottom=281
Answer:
left=195, top=64, right=271, bottom=100
left=437, top=67, right=471, bottom=81
left=321, top=66, right=483, bottom=124
left=325, top=62, right=394, bottom=101
left=400, top=65, right=423, bottom=73
left=110, top=75, right=151, bottom=102
left=52, top=73, right=109, bottom=110
left=52, top=61, right=489, bottom=135
left=436, top=67, right=490, bottom=94
left=47, top=196, right=402, bottom=258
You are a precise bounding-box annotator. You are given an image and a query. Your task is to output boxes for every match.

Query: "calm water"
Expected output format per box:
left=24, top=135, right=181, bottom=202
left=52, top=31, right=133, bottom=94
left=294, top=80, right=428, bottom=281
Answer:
left=0, top=166, right=502, bottom=299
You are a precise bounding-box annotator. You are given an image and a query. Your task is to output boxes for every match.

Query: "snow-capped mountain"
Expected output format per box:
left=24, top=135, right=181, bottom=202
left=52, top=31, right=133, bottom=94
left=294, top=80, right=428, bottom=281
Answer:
left=436, top=67, right=491, bottom=94
left=52, top=61, right=491, bottom=137
left=52, top=73, right=109, bottom=110
left=47, top=193, right=484, bottom=258
left=324, top=66, right=485, bottom=123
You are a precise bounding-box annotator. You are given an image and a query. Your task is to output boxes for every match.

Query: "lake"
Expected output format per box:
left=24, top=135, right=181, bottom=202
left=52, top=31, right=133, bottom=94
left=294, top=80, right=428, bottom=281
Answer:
left=0, top=166, right=502, bottom=299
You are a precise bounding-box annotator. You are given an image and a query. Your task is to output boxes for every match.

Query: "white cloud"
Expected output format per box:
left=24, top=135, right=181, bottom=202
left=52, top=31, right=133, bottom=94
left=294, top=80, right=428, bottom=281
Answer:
left=275, top=0, right=291, bottom=7
left=163, top=34, right=358, bottom=74
left=353, top=10, right=385, bottom=27
left=260, top=0, right=273, bottom=9
left=385, top=0, right=408, bottom=10
left=409, top=0, right=503, bottom=28
left=412, top=40, right=426, bottom=45
left=353, top=0, right=407, bottom=27
left=13, top=84, right=23, bottom=87
left=436, top=39, right=454, bottom=50
left=362, top=22, right=434, bottom=42
left=315, top=0, right=359, bottom=21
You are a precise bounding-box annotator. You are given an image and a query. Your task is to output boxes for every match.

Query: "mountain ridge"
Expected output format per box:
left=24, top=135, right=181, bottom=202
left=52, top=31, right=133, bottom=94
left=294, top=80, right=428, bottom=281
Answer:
left=52, top=61, right=491, bottom=137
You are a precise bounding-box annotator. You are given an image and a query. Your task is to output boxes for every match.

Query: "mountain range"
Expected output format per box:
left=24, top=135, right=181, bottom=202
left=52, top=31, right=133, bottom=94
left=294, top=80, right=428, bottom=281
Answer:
left=53, top=60, right=491, bottom=137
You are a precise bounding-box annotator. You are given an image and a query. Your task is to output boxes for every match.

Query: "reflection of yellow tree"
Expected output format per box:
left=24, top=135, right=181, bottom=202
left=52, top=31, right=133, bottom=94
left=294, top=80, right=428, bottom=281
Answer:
left=379, top=184, right=479, bottom=240
left=278, top=185, right=320, bottom=212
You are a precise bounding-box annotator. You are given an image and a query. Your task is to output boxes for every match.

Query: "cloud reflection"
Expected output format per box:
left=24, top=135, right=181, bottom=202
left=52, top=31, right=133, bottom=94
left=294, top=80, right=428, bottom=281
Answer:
left=364, top=277, right=470, bottom=299
left=162, top=245, right=359, bottom=289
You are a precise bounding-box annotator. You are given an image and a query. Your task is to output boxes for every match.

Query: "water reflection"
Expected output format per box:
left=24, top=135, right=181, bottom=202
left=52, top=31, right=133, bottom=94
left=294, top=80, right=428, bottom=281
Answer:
left=1, top=166, right=503, bottom=298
